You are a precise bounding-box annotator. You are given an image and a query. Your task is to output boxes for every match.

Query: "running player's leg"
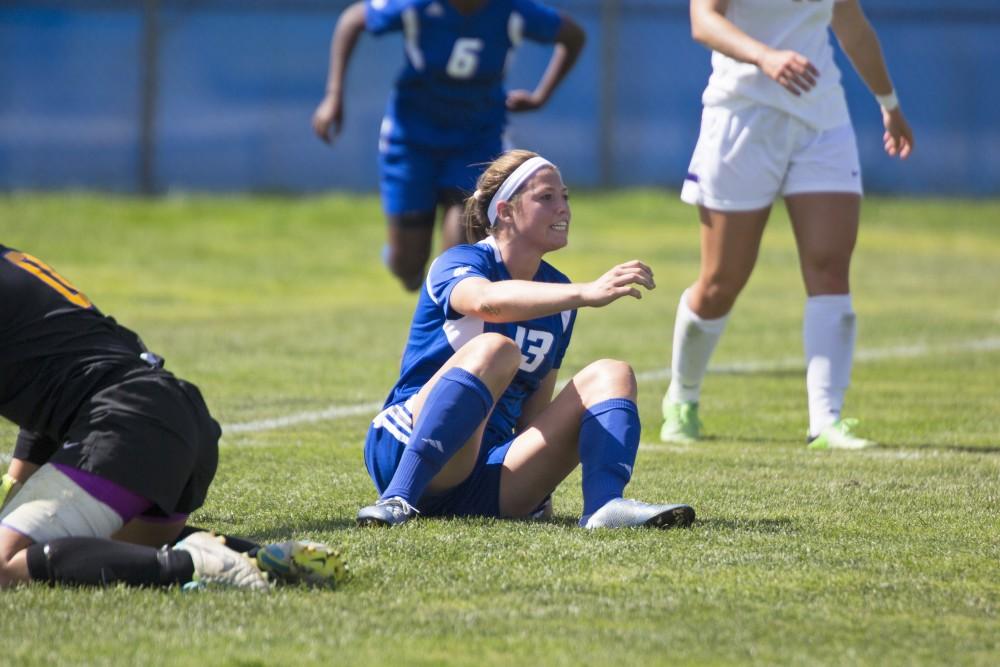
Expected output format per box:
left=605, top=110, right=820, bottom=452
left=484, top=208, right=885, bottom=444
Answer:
left=438, top=138, right=500, bottom=250
left=386, top=223, right=435, bottom=291
left=499, top=359, right=693, bottom=528
left=438, top=189, right=467, bottom=250
left=359, top=333, right=521, bottom=525
left=380, top=137, right=439, bottom=291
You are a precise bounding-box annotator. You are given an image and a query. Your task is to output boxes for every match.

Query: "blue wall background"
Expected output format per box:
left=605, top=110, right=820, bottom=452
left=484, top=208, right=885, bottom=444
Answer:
left=1, top=0, right=998, bottom=195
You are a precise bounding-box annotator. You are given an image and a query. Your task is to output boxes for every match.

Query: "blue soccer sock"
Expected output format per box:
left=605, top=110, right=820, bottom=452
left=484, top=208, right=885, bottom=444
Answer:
left=381, top=367, right=494, bottom=504
left=579, top=398, right=641, bottom=517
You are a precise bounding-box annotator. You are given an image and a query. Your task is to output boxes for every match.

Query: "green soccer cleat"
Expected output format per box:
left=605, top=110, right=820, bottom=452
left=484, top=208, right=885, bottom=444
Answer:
left=807, top=418, right=876, bottom=450
left=660, top=398, right=701, bottom=443
left=256, top=540, right=349, bottom=588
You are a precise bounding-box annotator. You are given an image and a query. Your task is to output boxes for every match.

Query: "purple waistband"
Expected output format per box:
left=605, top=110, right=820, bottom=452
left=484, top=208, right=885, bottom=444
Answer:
left=53, top=463, right=152, bottom=521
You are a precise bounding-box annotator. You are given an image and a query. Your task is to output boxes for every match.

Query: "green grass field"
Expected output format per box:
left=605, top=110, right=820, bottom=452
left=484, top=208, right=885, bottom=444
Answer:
left=1, top=192, right=998, bottom=665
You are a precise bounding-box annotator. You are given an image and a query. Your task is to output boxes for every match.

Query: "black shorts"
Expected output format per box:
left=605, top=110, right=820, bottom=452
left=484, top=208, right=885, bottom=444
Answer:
left=37, top=366, right=220, bottom=516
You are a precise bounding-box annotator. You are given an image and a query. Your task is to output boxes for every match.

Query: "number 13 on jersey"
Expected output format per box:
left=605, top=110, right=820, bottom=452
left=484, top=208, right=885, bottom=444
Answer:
left=514, top=326, right=554, bottom=372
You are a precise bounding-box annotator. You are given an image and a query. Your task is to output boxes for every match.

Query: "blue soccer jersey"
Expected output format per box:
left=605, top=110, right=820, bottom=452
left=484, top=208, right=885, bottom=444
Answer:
left=366, top=0, right=563, bottom=149
left=384, top=236, right=577, bottom=445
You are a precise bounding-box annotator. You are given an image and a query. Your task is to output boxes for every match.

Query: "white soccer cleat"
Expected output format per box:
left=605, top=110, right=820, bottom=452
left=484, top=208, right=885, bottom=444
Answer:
left=175, top=531, right=270, bottom=592
left=580, top=498, right=695, bottom=530
left=356, top=496, right=420, bottom=527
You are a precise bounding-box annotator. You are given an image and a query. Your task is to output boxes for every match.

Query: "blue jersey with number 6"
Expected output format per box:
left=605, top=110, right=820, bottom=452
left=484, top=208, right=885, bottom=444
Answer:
left=366, top=0, right=563, bottom=149
left=385, top=236, right=576, bottom=445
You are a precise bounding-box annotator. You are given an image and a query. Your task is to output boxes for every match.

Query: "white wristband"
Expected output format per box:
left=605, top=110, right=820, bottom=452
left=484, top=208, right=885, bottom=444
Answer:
left=875, top=90, right=899, bottom=111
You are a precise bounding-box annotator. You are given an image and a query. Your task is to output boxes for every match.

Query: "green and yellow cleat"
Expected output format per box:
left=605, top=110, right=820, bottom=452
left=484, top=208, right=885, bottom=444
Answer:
left=256, top=540, right=349, bottom=589
left=807, top=418, right=876, bottom=450
left=660, top=399, right=701, bottom=443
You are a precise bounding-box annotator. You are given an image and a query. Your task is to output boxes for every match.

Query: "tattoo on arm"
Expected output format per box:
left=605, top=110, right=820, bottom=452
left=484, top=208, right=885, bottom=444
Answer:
left=479, top=302, right=501, bottom=317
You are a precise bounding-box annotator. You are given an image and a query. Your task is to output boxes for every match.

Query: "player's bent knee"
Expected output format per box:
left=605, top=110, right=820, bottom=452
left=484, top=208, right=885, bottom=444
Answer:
left=467, top=333, right=521, bottom=372
left=576, top=359, right=636, bottom=402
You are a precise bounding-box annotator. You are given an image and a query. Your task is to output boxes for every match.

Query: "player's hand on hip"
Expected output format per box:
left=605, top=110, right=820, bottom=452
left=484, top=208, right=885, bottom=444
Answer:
left=506, top=89, right=544, bottom=112
left=882, top=107, right=914, bottom=159
left=758, top=49, right=818, bottom=96
left=581, top=260, right=656, bottom=307
left=312, top=95, right=343, bottom=144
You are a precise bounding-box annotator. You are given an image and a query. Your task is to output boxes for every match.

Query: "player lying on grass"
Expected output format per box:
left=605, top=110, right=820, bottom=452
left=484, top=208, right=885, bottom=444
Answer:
left=357, top=150, right=695, bottom=529
left=0, top=245, right=345, bottom=590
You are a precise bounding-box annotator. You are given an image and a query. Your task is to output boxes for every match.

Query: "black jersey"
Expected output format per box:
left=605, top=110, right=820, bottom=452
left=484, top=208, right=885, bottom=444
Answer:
left=0, top=245, right=153, bottom=440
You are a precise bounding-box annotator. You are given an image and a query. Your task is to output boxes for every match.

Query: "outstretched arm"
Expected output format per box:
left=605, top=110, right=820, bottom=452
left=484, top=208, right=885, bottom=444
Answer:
left=450, top=260, right=655, bottom=323
left=689, top=0, right=819, bottom=96
left=506, top=13, right=586, bottom=112
left=312, top=1, right=367, bottom=143
left=831, top=0, right=913, bottom=158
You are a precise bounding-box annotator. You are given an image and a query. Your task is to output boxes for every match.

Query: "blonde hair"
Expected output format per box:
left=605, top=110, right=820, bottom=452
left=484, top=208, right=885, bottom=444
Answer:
left=463, top=149, right=541, bottom=243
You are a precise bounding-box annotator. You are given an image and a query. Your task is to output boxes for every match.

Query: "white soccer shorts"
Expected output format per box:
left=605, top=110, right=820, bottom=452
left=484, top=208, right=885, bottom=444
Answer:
left=681, top=104, right=863, bottom=212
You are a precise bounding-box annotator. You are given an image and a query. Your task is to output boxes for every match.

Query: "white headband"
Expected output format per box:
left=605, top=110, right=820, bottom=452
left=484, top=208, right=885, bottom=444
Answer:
left=486, top=156, right=555, bottom=225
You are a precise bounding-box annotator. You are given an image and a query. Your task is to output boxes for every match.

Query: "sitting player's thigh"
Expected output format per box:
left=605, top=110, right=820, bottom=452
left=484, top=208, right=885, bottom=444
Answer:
left=498, top=385, right=591, bottom=518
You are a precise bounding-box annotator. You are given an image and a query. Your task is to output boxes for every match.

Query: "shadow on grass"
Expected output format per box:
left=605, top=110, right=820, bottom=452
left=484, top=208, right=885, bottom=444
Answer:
left=875, top=442, right=1000, bottom=456
left=693, top=516, right=797, bottom=533
left=504, top=515, right=797, bottom=534
left=252, top=517, right=359, bottom=542
left=712, top=368, right=803, bottom=378
left=696, top=434, right=805, bottom=446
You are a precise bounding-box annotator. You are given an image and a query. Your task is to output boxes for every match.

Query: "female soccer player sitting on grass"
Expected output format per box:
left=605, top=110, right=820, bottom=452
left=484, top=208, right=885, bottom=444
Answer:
left=0, top=245, right=344, bottom=590
left=357, top=150, right=695, bottom=529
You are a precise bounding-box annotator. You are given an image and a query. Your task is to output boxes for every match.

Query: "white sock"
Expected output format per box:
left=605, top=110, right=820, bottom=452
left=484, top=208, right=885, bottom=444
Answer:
left=803, top=294, right=856, bottom=437
left=666, top=289, right=729, bottom=404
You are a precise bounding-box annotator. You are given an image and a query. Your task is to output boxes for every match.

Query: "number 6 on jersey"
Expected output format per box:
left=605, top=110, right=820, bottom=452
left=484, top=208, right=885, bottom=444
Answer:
left=446, top=38, right=484, bottom=79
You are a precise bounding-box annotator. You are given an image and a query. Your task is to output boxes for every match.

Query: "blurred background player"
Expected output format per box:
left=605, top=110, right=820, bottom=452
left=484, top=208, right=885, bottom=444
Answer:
left=659, top=0, right=914, bottom=449
left=357, top=150, right=695, bottom=529
left=0, top=245, right=345, bottom=590
left=312, top=0, right=585, bottom=291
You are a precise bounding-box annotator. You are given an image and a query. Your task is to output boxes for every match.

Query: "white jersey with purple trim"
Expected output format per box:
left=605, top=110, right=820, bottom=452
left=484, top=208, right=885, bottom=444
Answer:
left=702, top=0, right=850, bottom=130
left=383, top=236, right=576, bottom=445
